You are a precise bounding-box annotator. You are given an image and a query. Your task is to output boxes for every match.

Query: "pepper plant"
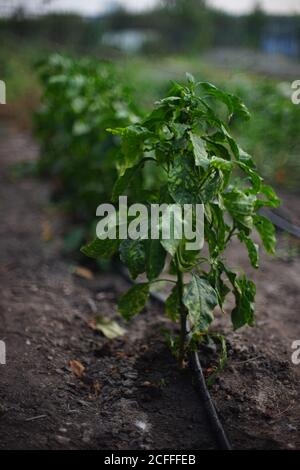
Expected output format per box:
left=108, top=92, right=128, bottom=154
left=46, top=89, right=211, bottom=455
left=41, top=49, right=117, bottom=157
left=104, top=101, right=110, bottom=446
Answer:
left=35, top=54, right=140, bottom=245
left=82, top=74, right=279, bottom=365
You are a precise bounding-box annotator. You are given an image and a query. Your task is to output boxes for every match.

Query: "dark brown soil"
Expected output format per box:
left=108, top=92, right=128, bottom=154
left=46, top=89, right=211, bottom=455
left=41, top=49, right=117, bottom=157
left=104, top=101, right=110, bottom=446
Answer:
left=0, top=123, right=214, bottom=450
left=0, top=123, right=299, bottom=450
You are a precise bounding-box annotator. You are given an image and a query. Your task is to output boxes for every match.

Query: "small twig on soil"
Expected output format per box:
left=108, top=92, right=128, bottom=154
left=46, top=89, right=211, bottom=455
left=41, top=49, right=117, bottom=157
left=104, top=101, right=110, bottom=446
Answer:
left=233, top=355, right=263, bottom=365
left=25, top=414, right=47, bottom=422
left=270, top=402, right=295, bottom=422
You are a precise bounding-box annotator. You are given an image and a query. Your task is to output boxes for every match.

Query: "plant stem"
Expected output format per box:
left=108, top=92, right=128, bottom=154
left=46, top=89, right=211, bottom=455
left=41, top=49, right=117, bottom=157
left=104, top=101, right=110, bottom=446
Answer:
left=176, top=257, right=188, bottom=368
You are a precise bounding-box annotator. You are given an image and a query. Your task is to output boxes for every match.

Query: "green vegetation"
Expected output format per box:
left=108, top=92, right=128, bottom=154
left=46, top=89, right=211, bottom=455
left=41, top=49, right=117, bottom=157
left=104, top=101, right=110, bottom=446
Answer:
left=230, top=77, right=300, bottom=189
left=35, top=54, right=140, bottom=248
left=123, top=57, right=300, bottom=190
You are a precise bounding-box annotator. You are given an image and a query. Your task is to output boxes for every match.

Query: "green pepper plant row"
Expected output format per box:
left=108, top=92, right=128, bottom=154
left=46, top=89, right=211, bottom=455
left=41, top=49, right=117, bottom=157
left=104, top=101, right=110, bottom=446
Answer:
left=35, top=54, right=140, bottom=249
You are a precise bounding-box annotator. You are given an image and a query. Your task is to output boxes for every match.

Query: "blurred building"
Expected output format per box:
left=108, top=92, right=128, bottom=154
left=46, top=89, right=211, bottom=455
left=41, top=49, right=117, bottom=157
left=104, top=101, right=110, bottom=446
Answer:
left=262, top=17, right=299, bottom=58
left=102, top=29, right=158, bottom=53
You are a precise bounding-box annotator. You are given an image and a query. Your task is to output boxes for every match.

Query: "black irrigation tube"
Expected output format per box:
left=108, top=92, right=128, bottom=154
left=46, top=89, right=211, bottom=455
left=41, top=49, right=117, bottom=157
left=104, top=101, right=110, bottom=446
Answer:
left=117, top=265, right=232, bottom=451
left=261, top=208, right=300, bottom=239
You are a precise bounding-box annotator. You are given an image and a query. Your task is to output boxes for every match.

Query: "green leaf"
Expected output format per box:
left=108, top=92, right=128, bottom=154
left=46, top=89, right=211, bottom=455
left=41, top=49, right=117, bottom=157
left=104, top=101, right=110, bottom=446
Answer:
left=205, top=139, right=231, bottom=161
left=108, top=125, right=150, bottom=170
left=142, top=105, right=171, bottom=130
left=189, top=132, right=209, bottom=170
left=145, top=239, right=166, bottom=281
left=177, top=241, right=199, bottom=272
left=261, top=185, right=280, bottom=208
left=186, top=72, right=196, bottom=84
left=253, top=214, right=276, bottom=254
left=160, top=206, right=183, bottom=256
left=255, top=185, right=281, bottom=209
left=238, top=147, right=256, bottom=169
left=209, top=203, right=228, bottom=252
left=112, top=157, right=155, bottom=201
left=231, top=276, right=256, bottom=330
left=81, top=237, right=120, bottom=259
left=223, top=189, right=255, bottom=229
left=112, top=165, right=139, bottom=202
left=208, top=262, right=230, bottom=308
left=183, top=275, right=218, bottom=332
left=119, top=239, right=146, bottom=280
left=238, top=232, right=259, bottom=268
left=118, top=283, right=149, bottom=321
left=210, top=156, right=233, bottom=171
left=237, top=161, right=262, bottom=193
left=168, top=156, right=202, bottom=204
left=221, top=125, right=240, bottom=159
left=200, top=170, right=224, bottom=203
left=200, top=82, right=250, bottom=120
left=165, top=285, right=181, bottom=321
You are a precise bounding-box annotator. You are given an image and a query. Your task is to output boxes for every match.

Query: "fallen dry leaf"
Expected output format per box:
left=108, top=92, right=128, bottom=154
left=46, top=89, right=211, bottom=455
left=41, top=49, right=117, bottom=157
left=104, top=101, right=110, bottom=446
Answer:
left=88, top=315, right=126, bottom=339
left=69, top=360, right=85, bottom=378
left=203, top=367, right=216, bottom=378
left=115, top=351, right=127, bottom=359
left=93, top=382, right=102, bottom=396
left=73, top=266, right=94, bottom=280
left=141, top=381, right=152, bottom=387
left=41, top=220, right=54, bottom=241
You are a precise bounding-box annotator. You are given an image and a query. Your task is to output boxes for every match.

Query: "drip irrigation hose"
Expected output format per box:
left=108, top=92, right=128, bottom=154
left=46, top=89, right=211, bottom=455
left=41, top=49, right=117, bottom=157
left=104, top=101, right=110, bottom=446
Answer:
left=117, top=264, right=232, bottom=450
left=261, top=208, right=300, bottom=239
left=188, top=349, right=232, bottom=450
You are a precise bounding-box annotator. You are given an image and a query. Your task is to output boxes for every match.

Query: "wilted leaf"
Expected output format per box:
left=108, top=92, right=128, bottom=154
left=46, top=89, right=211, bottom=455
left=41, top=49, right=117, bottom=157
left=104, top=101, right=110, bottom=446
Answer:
left=41, top=221, right=54, bottom=241
left=72, top=266, right=94, bottom=280
left=89, top=315, right=126, bottom=339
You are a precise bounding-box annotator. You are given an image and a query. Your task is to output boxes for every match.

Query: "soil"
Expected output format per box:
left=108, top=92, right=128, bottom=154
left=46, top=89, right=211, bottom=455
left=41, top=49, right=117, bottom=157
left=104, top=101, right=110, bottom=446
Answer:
left=0, top=122, right=299, bottom=450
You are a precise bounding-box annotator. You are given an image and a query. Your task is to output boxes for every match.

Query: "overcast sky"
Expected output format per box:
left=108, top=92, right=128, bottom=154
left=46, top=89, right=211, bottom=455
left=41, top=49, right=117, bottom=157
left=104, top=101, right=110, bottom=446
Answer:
left=1, top=0, right=300, bottom=16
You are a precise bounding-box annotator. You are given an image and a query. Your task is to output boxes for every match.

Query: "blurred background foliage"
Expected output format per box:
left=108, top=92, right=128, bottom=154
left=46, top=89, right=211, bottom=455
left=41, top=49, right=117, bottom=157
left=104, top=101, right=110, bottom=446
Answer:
left=0, top=0, right=300, bottom=190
